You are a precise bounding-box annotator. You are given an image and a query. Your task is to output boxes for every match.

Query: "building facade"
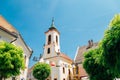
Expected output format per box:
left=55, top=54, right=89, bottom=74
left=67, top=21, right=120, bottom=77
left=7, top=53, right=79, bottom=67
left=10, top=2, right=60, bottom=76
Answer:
left=42, top=19, right=74, bottom=80
left=28, top=19, right=74, bottom=80
left=74, top=40, right=98, bottom=80
left=0, top=15, right=33, bottom=80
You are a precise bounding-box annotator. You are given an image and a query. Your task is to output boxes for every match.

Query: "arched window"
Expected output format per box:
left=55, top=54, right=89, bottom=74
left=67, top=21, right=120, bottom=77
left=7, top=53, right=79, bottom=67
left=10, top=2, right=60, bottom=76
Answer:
left=24, top=55, right=27, bottom=65
left=56, top=36, right=58, bottom=44
left=68, top=69, right=71, bottom=75
left=76, top=65, right=79, bottom=74
left=48, top=35, right=51, bottom=44
left=63, top=67, right=65, bottom=73
left=47, top=48, right=50, bottom=54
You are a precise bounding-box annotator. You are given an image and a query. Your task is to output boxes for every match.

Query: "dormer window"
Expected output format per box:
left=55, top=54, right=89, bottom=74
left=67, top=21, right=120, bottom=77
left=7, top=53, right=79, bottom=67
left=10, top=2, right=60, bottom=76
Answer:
left=48, top=35, right=51, bottom=45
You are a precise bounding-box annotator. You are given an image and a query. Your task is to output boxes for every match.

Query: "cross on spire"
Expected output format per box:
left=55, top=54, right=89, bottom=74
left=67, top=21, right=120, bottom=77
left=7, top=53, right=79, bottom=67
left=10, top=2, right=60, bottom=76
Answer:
left=52, top=17, right=54, bottom=24
left=50, top=17, right=55, bottom=28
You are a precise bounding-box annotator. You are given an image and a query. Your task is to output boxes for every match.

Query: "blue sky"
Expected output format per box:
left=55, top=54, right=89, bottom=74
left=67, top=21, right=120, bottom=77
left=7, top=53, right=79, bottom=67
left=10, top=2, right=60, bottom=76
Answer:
left=0, top=0, right=120, bottom=67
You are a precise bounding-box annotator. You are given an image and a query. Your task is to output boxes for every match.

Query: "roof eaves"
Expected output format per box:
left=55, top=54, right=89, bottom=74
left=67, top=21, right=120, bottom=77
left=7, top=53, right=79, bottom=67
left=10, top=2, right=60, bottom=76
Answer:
left=19, top=34, right=33, bottom=58
left=59, top=52, right=73, bottom=62
left=0, top=26, right=18, bottom=38
left=74, top=46, right=80, bottom=62
left=45, top=29, right=60, bottom=35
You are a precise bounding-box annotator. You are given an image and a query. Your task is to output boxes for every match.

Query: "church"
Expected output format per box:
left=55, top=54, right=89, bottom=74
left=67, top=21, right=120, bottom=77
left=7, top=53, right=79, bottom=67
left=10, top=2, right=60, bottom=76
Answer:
left=41, top=19, right=73, bottom=80
left=27, top=19, right=74, bottom=80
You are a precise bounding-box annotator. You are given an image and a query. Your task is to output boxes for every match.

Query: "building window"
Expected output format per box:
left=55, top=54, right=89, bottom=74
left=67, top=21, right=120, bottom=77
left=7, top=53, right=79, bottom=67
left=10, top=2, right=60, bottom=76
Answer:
left=56, top=36, right=58, bottom=44
left=63, top=67, right=65, bottom=73
left=76, top=65, right=79, bottom=74
left=47, top=48, right=50, bottom=54
left=68, top=69, right=71, bottom=75
left=24, top=55, right=27, bottom=65
left=68, top=69, right=71, bottom=80
left=12, top=77, right=15, bottom=80
left=54, top=78, right=57, bottom=80
left=48, top=35, right=51, bottom=44
left=73, top=68, right=75, bottom=75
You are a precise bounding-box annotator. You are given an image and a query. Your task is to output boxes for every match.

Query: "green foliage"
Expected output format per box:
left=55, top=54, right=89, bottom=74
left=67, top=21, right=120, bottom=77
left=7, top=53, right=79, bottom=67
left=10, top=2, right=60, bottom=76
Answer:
left=99, top=14, right=120, bottom=76
left=33, top=62, right=51, bottom=80
left=83, top=14, right=120, bottom=80
left=83, top=49, right=114, bottom=80
left=0, top=41, right=25, bottom=79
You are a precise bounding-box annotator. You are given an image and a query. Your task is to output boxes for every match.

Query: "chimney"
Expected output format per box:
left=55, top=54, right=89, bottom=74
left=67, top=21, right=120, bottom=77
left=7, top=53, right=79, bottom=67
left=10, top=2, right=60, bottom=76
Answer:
left=87, top=39, right=93, bottom=49
left=88, top=40, right=91, bottom=47
left=91, top=39, right=93, bottom=46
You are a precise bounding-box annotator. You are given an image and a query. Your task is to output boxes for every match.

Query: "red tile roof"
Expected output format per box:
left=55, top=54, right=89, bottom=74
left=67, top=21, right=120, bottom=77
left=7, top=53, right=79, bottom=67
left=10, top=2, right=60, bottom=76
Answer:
left=44, top=52, right=73, bottom=62
left=0, top=16, right=17, bottom=33
left=75, top=43, right=98, bottom=63
left=75, top=46, right=87, bottom=63
left=59, top=52, right=73, bottom=62
left=79, top=66, right=88, bottom=77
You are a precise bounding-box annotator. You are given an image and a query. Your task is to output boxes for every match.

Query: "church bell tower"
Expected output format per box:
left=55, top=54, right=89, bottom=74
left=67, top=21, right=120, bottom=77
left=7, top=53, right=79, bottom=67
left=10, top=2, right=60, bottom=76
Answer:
left=42, top=18, right=60, bottom=59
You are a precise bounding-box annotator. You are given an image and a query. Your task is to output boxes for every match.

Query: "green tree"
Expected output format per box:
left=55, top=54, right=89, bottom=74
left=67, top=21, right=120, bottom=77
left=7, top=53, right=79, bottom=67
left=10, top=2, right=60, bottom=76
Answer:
left=99, top=14, right=120, bottom=76
left=83, top=49, right=114, bottom=80
left=83, top=14, right=120, bottom=80
left=0, top=41, right=25, bottom=80
left=33, top=62, right=51, bottom=80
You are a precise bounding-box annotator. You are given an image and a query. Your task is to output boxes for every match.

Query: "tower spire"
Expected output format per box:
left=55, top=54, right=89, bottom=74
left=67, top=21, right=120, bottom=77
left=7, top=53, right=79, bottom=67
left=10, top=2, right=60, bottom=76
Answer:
left=52, top=17, right=54, bottom=25
left=47, top=17, right=60, bottom=34
left=50, top=17, right=55, bottom=28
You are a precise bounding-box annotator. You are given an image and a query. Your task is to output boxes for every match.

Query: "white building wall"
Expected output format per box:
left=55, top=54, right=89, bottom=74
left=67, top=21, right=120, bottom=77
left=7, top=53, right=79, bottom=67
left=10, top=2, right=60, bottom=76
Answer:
left=0, top=30, right=32, bottom=80
left=43, top=30, right=60, bottom=59
left=42, top=26, right=73, bottom=80
left=14, top=37, right=31, bottom=80
left=0, top=30, right=14, bottom=42
left=45, top=31, right=60, bottom=51
left=46, top=59, right=73, bottom=80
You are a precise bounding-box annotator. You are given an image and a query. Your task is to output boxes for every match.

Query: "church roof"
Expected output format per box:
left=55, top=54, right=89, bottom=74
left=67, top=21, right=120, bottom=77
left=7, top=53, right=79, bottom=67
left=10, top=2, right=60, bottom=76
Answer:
left=45, top=18, right=60, bottom=34
left=44, top=52, right=73, bottom=62
left=59, top=52, right=73, bottom=62
left=74, top=40, right=98, bottom=64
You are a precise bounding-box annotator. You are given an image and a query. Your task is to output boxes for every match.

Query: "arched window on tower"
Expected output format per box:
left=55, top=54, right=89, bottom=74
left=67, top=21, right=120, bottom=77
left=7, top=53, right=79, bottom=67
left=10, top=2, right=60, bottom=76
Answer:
left=48, top=35, right=51, bottom=45
left=56, top=35, right=58, bottom=44
left=47, top=48, right=50, bottom=54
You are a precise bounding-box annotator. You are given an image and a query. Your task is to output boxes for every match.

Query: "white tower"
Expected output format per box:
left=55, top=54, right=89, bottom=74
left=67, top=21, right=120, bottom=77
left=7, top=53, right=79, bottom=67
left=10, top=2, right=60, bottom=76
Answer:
left=42, top=18, right=60, bottom=59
